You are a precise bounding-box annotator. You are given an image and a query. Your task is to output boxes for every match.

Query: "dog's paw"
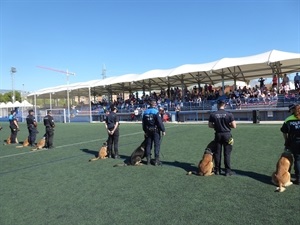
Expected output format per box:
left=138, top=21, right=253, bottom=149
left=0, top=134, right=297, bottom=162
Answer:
left=279, top=187, right=286, bottom=192
left=187, top=171, right=192, bottom=175
left=275, top=186, right=286, bottom=192
left=284, top=181, right=293, bottom=187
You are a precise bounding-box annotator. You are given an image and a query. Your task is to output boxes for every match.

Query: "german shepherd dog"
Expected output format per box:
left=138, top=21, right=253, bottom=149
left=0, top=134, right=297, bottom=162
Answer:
left=272, top=151, right=293, bottom=192
left=89, top=142, right=108, bottom=161
left=4, top=136, right=18, bottom=145
left=114, top=139, right=146, bottom=167
left=16, top=138, right=30, bottom=148
left=187, top=141, right=215, bottom=176
left=31, top=137, right=46, bottom=151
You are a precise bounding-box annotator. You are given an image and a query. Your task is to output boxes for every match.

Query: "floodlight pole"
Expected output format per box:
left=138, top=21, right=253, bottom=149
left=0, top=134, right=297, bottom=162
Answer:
left=66, top=70, right=72, bottom=123
left=11, top=67, right=17, bottom=103
left=22, top=84, right=24, bottom=101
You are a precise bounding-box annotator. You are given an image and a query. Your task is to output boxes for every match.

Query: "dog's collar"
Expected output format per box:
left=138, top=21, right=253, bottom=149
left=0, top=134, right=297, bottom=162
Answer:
left=204, top=148, right=213, bottom=155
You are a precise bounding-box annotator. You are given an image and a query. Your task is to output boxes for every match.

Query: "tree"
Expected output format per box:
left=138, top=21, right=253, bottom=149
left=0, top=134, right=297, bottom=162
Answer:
left=0, top=91, right=21, bottom=103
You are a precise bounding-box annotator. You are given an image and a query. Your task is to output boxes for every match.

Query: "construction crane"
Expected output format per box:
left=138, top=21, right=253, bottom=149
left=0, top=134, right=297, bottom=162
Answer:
left=101, top=64, right=106, bottom=79
left=37, top=65, right=76, bottom=123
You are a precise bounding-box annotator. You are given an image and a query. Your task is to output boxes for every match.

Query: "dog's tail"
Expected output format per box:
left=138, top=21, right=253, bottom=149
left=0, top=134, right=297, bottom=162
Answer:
left=113, top=163, right=128, bottom=167
left=187, top=171, right=198, bottom=175
left=31, top=147, right=43, bottom=151
left=16, top=145, right=24, bottom=148
left=89, top=157, right=100, bottom=162
left=274, top=174, right=286, bottom=192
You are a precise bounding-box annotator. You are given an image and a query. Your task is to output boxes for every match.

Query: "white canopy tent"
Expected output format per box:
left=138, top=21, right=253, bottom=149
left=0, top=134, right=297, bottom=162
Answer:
left=28, top=49, right=300, bottom=98
left=0, top=100, right=34, bottom=118
left=26, top=49, right=300, bottom=122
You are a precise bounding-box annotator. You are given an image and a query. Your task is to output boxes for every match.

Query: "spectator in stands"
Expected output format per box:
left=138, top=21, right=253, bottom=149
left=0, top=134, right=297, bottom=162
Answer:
left=208, top=84, right=213, bottom=93
left=258, top=77, right=265, bottom=88
left=159, top=107, right=165, bottom=120
left=271, top=91, right=278, bottom=102
left=228, top=96, right=237, bottom=109
left=105, top=105, right=120, bottom=158
left=204, top=84, right=208, bottom=93
left=282, top=73, right=289, bottom=86
left=196, top=95, right=202, bottom=105
left=236, top=97, right=242, bottom=109
left=294, top=72, right=300, bottom=90
left=9, top=110, right=19, bottom=144
left=175, top=103, right=181, bottom=123
left=134, top=107, right=141, bottom=121
left=272, top=74, right=278, bottom=89
left=158, top=107, right=170, bottom=122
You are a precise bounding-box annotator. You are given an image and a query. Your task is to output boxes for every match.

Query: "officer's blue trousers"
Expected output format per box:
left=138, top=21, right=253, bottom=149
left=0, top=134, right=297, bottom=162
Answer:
left=145, top=131, right=161, bottom=159
left=28, top=127, right=37, bottom=146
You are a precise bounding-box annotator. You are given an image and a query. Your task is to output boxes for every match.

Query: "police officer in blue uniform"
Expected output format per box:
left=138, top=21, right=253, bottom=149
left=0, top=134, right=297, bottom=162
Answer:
left=142, top=100, right=166, bottom=166
left=208, top=99, right=236, bottom=176
left=9, top=110, right=19, bottom=144
left=43, top=110, right=55, bottom=149
left=281, top=104, right=300, bottom=185
left=26, top=109, right=38, bottom=146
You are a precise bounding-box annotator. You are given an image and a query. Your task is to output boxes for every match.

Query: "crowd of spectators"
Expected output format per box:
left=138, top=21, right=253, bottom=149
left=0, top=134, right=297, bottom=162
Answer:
left=86, top=73, right=300, bottom=113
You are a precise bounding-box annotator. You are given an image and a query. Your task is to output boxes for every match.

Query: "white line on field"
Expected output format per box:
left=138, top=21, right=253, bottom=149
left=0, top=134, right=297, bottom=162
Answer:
left=0, top=124, right=179, bottom=159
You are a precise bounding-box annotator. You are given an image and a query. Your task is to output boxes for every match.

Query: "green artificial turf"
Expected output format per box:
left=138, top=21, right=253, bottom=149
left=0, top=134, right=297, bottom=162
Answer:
left=0, top=122, right=299, bottom=225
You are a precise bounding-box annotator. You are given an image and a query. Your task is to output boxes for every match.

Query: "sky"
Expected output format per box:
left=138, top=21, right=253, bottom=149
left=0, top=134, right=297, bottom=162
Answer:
left=0, top=0, right=299, bottom=92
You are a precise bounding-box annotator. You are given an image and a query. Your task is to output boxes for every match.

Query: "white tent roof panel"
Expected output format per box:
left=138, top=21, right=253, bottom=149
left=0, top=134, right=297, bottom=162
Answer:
left=27, top=49, right=300, bottom=98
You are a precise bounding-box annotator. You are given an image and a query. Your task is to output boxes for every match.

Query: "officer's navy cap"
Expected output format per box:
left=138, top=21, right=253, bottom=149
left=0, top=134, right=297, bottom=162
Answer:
left=217, top=99, right=225, bottom=104
left=150, top=100, right=157, bottom=106
left=110, top=105, right=116, bottom=111
left=288, top=103, right=297, bottom=112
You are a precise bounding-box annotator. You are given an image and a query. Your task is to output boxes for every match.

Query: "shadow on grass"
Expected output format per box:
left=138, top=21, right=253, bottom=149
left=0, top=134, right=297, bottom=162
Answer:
left=80, top=148, right=98, bottom=157
left=80, top=150, right=131, bottom=164
left=160, top=160, right=197, bottom=172
left=233, top=169, right=273, bottom=185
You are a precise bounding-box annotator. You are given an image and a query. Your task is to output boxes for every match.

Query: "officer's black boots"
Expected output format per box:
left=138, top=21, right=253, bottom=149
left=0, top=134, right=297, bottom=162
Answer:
left=214, top=168, right=221, bottom=175
left=154, top=157, right=162, bottom=166
left=114, top=151, right=120, bottom=159
left=146, top=156, right=151, bottom=165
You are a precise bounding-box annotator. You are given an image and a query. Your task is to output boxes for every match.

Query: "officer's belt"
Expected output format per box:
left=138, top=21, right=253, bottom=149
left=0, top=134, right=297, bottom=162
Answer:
left=147, top=127, right=157, bottom=132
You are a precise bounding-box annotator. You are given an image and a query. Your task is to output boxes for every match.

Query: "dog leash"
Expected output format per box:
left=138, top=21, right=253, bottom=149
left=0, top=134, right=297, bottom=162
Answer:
left=160, top=134, right=164, bottom=158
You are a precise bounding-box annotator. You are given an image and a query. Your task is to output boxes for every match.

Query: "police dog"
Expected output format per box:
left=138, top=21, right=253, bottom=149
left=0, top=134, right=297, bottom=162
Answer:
left=4, top=136, right=18, bottom=145
left=187, top=140, right=215, bottom=176
left=271, top=151, right=293, bottom=192
left=16, top=138, right=30, bottom=148
left=31, top=137, right=46, bottom=151
left=89, top=142, right=108, bottom=161
left=114, top=139, right=146, bottom=167
left=4, top=136, right=11, bottom=145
